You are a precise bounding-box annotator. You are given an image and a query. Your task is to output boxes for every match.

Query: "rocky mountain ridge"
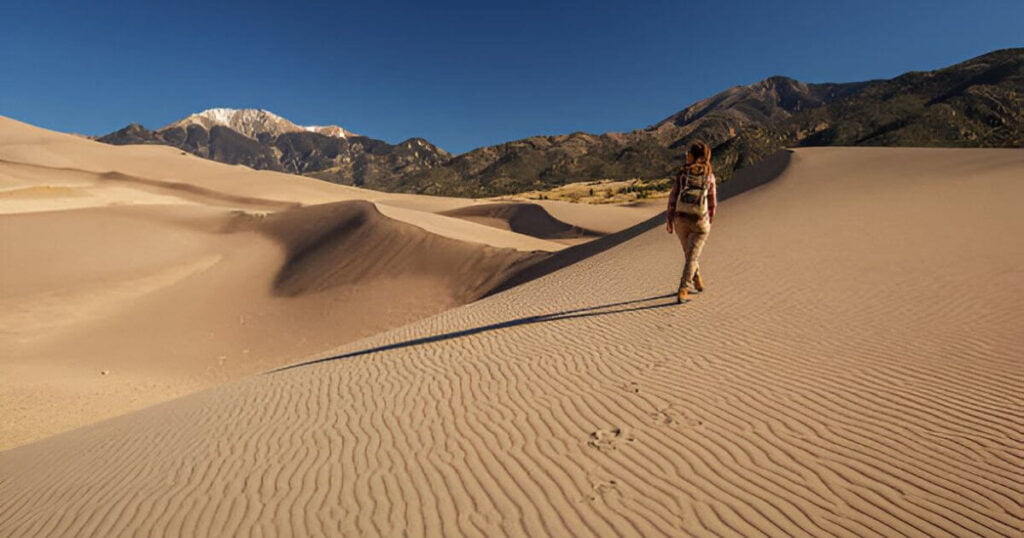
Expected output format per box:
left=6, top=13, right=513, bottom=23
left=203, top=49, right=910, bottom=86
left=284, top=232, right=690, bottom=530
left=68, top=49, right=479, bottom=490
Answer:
left=400, top=48, right=1022, bottom=196
left=99, top=110, right=450, bottom=187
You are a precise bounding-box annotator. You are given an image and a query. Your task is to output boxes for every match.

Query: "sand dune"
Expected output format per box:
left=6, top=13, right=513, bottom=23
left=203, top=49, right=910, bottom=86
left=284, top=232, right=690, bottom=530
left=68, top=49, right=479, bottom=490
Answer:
left=1, top=116, right=659, bottom=447
left=0, top=200, right=543, bottom=449
left=2, top=146, right=1020, bottom=536
left=441, top=202, right=603, bottom=242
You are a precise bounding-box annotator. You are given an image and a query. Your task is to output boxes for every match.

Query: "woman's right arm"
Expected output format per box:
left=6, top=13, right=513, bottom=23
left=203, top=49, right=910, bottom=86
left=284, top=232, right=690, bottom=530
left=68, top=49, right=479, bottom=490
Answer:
left=666, top=172, right=679, bottom=233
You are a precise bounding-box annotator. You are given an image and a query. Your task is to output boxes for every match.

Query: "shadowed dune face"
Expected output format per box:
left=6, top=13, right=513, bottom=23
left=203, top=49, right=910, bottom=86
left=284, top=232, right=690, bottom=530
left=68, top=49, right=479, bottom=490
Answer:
left=440, top=202, right=603, bottom=241
left=231, top=200, right=546, bottom=301
left=2, top=147, right=1021, bottom=537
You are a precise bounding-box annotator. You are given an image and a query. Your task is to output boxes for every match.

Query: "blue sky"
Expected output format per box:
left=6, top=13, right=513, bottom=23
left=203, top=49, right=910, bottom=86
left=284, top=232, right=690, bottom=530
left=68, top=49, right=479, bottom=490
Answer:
left=2, top=0, right=1021, bottom=154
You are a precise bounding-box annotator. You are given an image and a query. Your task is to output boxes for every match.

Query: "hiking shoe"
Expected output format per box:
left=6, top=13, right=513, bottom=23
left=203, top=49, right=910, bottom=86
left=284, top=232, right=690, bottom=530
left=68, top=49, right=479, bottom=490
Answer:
left=676, top=287, right=688, bottom=303
left=694, top=273, right=704, bottom=292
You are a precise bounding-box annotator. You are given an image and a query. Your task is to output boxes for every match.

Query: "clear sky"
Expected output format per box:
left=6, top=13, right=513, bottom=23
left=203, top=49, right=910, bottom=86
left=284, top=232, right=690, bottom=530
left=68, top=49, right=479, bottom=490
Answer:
left=2, top=0, right=1021, bottom=154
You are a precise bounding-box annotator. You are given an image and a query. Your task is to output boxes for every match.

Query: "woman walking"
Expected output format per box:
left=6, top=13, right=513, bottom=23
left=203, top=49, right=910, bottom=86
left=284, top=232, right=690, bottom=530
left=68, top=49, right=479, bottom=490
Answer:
left=666, top=141, right=718, bottom=303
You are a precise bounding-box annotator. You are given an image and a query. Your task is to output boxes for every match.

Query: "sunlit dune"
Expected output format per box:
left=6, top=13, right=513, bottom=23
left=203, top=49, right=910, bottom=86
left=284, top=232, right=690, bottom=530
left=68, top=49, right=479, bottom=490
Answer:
left=2, top=127, right=1020, bottom=536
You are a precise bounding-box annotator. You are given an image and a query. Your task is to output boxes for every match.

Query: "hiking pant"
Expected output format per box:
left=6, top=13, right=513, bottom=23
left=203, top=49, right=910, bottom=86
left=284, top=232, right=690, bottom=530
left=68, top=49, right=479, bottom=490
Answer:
left=673, top=214, right=710, bottom=290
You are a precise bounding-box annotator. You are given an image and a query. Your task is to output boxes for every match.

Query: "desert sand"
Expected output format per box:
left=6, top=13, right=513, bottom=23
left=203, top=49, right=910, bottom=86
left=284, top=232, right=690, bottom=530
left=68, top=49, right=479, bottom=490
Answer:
left=0, top=117, right=657, bottom=449
left=2, top=140, right=1020, bottom=536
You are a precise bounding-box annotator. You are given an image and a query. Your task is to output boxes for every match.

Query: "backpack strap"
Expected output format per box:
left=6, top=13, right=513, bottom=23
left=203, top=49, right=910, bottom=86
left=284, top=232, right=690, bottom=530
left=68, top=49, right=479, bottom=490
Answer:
left=684, top=170, right=709, bottom=189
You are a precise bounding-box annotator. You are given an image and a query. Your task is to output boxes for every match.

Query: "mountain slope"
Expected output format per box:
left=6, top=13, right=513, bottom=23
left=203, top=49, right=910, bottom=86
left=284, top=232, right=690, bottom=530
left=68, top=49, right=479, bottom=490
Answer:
left=98, top=109, right=452, bottom=187
left=796, top=47, right=1023, bottom=146
left=397, top=77, right=869, bottom=196
left=715, top=47, right=1024, bottom=169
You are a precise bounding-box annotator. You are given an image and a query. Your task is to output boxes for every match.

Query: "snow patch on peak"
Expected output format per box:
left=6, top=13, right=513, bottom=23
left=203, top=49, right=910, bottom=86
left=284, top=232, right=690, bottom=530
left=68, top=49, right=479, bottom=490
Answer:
left=192, top=108, right=284, bottom=125
left=303, top=124, right=354, bottom=139
left=162, top=108, right=352, bottom=139
left=198, top=108, right=243, bottom=124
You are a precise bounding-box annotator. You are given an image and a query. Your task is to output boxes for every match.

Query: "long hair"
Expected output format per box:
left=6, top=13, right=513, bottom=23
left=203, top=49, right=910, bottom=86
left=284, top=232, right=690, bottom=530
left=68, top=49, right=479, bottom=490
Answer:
left=683, top=141, right=713, bottom=176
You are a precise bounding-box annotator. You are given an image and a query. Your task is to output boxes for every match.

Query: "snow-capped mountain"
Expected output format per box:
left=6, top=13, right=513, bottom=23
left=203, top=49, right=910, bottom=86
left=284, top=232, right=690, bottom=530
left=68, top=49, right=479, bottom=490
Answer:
left=98, top=109, right=451, bottom=191
left=163, top=108, right=356, bottom=139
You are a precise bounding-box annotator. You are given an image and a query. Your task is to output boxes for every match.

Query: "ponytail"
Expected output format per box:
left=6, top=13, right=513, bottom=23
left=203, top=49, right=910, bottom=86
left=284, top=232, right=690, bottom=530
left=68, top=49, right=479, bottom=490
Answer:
left=684, top=141, right=713, bottom=175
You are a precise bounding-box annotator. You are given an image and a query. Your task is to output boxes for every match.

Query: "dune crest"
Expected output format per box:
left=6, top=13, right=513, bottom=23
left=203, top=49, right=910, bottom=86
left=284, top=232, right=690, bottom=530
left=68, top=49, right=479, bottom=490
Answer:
left=441, top=202, right=603, bottom=242
left=233, top=199, right=547, bottom=300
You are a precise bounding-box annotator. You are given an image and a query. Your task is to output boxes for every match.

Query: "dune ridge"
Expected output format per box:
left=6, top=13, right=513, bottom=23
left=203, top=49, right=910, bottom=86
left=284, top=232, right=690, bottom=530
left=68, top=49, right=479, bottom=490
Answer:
left=2, top=147, right=1021, bottom=536
left=235, top=199, right=546, bottom=301
left=0, top=115, right=653, bottom=252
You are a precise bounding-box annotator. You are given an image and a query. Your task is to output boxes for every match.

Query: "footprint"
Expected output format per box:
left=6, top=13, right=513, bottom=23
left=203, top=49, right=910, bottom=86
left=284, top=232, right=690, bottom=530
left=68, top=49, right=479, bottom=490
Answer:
left=650, top=409, right=676, bottom=426
left=650, top=407, right=705, bottom=428
left=587, top=427, right=636, bottom=451
left=581, top=479, right=620, bottom=503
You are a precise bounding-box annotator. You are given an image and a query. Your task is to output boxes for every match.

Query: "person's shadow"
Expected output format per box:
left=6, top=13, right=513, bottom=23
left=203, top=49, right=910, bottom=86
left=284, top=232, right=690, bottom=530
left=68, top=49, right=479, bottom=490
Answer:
left=271, top=293, right=682, bottom=373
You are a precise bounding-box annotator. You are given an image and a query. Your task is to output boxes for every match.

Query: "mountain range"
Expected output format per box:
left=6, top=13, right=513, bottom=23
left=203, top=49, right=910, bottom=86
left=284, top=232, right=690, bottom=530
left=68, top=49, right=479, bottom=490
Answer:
left=98, top=108, right=452, bottom=188
left=99, top=48, right=1023, bottom=196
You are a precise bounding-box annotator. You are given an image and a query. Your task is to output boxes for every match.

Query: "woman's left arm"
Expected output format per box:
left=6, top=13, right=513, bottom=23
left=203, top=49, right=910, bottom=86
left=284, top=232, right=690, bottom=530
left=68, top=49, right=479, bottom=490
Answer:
left=666, top=172, right=680, bottom=233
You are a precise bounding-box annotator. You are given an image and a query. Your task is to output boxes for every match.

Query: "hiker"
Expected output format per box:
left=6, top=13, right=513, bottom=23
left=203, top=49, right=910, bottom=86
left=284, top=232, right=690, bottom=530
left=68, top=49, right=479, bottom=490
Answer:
left=666, top=141, right=717, bottom=303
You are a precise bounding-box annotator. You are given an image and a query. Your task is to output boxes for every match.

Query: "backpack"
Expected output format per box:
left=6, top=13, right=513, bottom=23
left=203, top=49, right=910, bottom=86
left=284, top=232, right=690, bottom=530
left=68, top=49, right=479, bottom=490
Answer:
left=675, top=166, right=711, bottom=217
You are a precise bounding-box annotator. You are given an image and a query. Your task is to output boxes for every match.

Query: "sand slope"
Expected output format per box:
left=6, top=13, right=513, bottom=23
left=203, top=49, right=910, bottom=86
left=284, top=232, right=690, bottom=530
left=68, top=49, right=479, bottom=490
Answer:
left=0, top=117, right=590, bottom=448
left=2, top=147, right=1021, bottom=536
left=0, top=200, right=543, bottom=449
